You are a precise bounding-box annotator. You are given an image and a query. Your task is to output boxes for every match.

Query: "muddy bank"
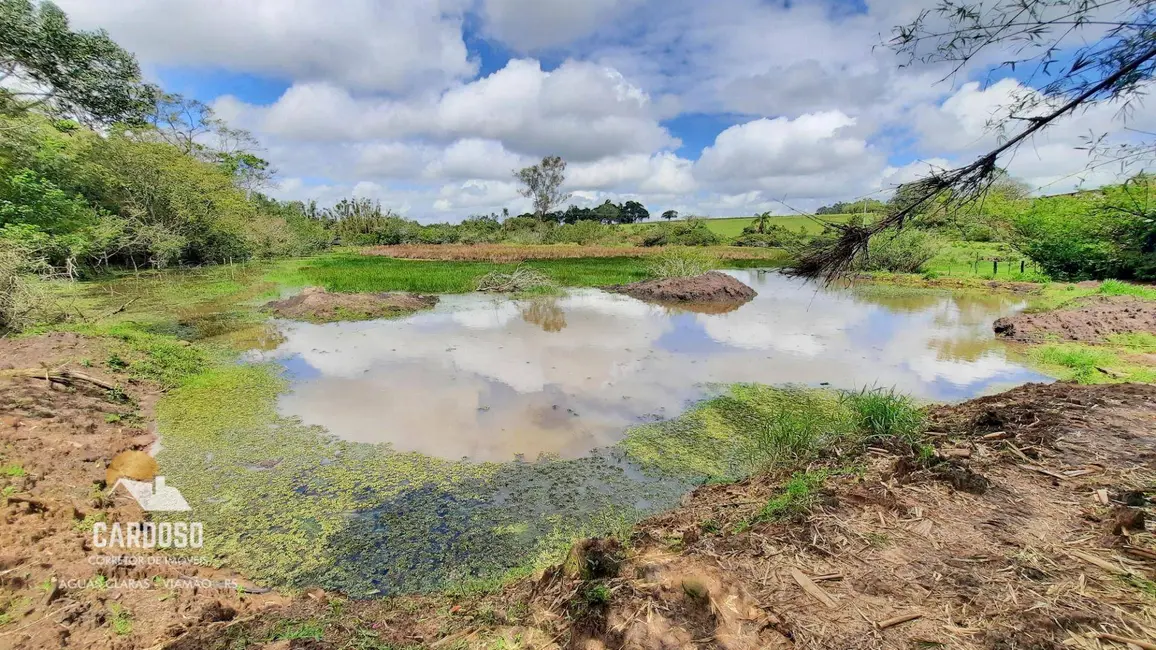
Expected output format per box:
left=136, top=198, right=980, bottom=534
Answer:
left=607, top=271, right=756, bottom=306
left=994, top=295, right=1156, bottom=342
left=0, top=334, right=279, bottom=650
left=173, top=380, right=1156, bottom=650
left=264, top=286, right=437, bottom=322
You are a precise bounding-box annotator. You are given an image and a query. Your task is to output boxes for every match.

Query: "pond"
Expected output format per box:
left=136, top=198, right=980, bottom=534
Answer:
left=159, top=270, right=1051, bottom=597
left=255, top=271, right=1047, bottom=462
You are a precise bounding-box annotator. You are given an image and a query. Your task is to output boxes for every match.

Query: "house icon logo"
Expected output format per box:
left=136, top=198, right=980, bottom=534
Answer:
left=110, top=475, right=192, bottom=512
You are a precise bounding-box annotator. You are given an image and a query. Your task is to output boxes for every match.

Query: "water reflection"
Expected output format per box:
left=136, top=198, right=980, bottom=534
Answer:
left=254, top=271, right=1048, bottom=462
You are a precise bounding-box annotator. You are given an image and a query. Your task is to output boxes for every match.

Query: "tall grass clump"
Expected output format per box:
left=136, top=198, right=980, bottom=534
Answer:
left=740, top=388, right=855, bottom=472
left=843, top=387, right=925, bottom=442
left=1098, top=279, right=1156, bottom=301
left=475, top=266, right=555, bottom=293
left=646, top=247, right=718, bottom=279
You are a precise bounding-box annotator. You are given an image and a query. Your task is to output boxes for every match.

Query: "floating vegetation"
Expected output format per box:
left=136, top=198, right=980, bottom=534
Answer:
left=155, top=363, right=689, bottom=597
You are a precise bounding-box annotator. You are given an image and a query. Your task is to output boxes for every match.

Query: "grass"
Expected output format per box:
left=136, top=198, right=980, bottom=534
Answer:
left=1099, top=279, right=1156, bottom=300
left=108, top=603, right=132, bottom=636
left=627, top=214, right=855, bottom=238
left=1106, top=332, right=1156, bottom=352
left=754, top=470, right=828, bottom=523
left=623, top=384, right=927, bottom=480
left=843, top=387, right=925, bottom=442
left=1, top=464, right=25, bottom=477
left=1028, top=343, right=1156, bottom=384
left=921, top=241, right=1047, bottom=281
left=646, top=247, right=718, bottom=278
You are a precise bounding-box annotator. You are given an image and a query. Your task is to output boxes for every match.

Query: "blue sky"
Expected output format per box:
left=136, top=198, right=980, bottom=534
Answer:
left=55, top=0, right=1156, bottom=222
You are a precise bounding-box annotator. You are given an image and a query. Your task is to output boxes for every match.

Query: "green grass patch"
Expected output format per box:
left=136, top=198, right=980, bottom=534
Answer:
left=1106, top=332, right=1156, bottom=352
left=1028, top=343, right=1156, bottom=384
left=622, top=384, right=926, bottom=480
left=843, top=387, right=925, bottom=442
left=1, top=464, right=25, bottom=477
left=1099, top=279, right=1156, bottom=301
left=754, top=470, right=827, bottom=523
left=108, top=603, right=132, bottom=636
left=923, top=241, right=1048, bottom=282
left=626, top=215, right=852, bottom=238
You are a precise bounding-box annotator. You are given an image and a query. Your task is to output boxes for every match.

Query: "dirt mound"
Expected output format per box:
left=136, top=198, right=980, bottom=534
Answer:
left=993, top=295, right=1156, bottom=342
left=608, top=271, right=757, bottom=306
left=264, top=287, right=437, bottom=322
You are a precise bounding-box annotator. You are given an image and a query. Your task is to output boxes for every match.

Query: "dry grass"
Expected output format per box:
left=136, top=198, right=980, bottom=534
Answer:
left=364, top=244, right=785, bottom=263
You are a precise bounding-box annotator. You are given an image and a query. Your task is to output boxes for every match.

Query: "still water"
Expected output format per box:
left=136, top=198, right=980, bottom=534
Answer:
left=254, top=271, right=1047, bottom=461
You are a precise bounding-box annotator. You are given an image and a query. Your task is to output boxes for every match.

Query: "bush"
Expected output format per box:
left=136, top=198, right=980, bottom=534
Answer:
left=0, top=243, right=53, bottom=333
left=732, top=224, right=805, bottom=248
left=647, top=247, right=718, bottom=278
left=858, top=229, right=943, bottom=273
left=635, top=219, right=721, bottom=247
left=1010, top=176, right=1156, bottom=281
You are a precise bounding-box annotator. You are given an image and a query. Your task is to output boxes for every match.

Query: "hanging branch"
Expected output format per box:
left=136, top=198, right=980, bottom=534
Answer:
left=791, top=39, right=1156, bottom=283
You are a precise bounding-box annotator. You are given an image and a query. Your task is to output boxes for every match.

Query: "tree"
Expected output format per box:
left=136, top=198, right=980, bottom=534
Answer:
left=514, top=155, right=570, bottom=219
left=0, top=0, right=148, bottom=124
left=794, top=0, right=1156, bottom=281
left=143, top=92, right=275, bottom=195
left=619, top=200, right=650, bottom=224
left=750, top=211, right=773, bottom=234
left=593, top=200, right=621, bottom=224
left=661, top=209, right=679, bottom=221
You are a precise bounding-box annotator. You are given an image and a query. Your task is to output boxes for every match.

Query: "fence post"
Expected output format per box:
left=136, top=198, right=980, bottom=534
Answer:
left=993, top=260, right=998, bottom=275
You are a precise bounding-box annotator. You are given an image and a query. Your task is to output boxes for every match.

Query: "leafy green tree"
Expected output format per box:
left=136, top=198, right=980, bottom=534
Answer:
left=749, top=211, right=773, bottom=234
left=0, top=0, right=148, bottom=124
left=592, top=200, right=620, bottom=224
left=661, top=209, right=679, bottom=221
left=515, top=156, right=570, bottom=219
left=1011, top=174, right=1156, bottom=280
left=619, top=200, right=649, bottom=223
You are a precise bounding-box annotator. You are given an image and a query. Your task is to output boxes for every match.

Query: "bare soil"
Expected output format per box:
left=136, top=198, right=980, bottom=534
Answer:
left=169, top=380, right=1156, bottom=650
left=0, top=334, right=281, bottom=650
left=607, top=272, right=757, bottom=306
left=994, top=295, right=1156, bottom=342
left=264, top=287, right=437, bottom=322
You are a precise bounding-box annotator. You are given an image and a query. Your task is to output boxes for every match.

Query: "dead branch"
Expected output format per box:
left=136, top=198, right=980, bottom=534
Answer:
left=0, top=368, right=119, bottom=392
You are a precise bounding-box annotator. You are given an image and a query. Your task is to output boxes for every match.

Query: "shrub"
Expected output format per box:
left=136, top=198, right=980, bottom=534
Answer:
left=635, top=219, right=721, bottom=247
left=0, top=243, right=53, bottom=333
left=647, top=247, right=718, bottom=278
left=858, top=229, right=943, bottom=273
left=732, top=224, right=805, bottom=248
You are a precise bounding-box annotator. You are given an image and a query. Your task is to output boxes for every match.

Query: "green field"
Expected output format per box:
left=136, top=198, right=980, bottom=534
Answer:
left=627, top=214, right=857, bottom=237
